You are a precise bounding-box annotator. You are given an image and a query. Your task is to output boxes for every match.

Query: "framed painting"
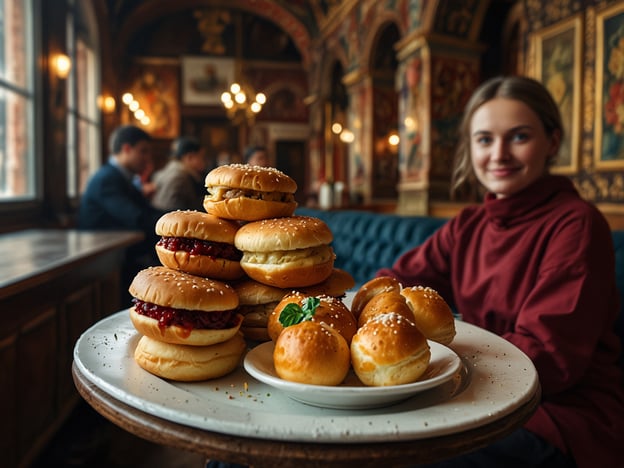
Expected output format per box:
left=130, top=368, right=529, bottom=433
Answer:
left=595, top=3, right=624, bottom=170
left=182, top=56, right=235, bottom=106
left=531, top=14, right=582, bottom=174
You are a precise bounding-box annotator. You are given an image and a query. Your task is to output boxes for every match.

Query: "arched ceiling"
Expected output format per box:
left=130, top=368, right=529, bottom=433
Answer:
left=100, top=0, right=343, bottom=67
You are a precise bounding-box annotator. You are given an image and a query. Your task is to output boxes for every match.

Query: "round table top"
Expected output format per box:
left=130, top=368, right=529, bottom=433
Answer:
left=72, top=309, right=541, bottom=467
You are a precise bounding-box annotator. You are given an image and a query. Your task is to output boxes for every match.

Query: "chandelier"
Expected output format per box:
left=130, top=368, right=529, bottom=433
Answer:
left=220, top=81, right=267, bottom=123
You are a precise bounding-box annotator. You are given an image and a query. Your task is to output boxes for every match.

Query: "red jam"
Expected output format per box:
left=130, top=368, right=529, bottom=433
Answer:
left=157, top=236, right=242, bottom=260
left=133, top=299, right=237, bottom=331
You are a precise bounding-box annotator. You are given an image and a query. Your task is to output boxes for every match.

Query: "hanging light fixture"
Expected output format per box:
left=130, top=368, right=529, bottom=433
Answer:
left=220, top=80, right=266, bottom=123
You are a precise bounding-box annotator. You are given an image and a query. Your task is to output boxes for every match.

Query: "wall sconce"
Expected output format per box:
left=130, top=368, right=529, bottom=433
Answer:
left=52, top=53, right=71, bottom=79
left=97, top=95, right=116, bottom=114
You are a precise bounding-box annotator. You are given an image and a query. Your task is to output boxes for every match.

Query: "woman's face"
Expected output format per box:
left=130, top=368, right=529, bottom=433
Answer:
left=469, top=97, right=560, bottom=198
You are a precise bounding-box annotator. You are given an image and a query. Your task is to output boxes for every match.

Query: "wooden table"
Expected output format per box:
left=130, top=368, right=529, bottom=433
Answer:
left=72, top=310, right=541, bottom=468
left=0, top=229, right=144, bottom=468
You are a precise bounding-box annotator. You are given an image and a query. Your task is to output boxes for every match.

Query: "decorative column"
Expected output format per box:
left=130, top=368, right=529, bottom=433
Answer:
left=343, top=68, right=374, bottom=206
left=395, top=31, right=482, bottom=214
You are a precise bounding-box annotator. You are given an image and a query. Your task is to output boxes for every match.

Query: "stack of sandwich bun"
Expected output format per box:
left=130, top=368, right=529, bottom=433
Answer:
left=269, top=277, right=456, bottom=387
left=128, top=163, right=356, bottom=381
left=204, top=163, right=352, bottom=341
left=129, top=266, right=245, bottom=381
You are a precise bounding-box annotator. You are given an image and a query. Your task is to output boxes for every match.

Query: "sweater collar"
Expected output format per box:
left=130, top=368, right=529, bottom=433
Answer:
left=483, top=175, right=577, bottom=228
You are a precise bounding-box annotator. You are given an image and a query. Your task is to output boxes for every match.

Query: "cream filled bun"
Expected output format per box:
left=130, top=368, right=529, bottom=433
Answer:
left=268, top=292, right=357, bottom=344
left=273, top=320, right=350, bottom=386
left=232, top=278, right=287, bottom=342
left=351, top=312, right=431, bottom=386
left=203, top=163, right=297, bottom=221
left=155, top=210, right=244, bottom=280
left=134, top=334, right=246, bottom=382
left=400, top=285, right=456, bottom=345
left=234, top=216, right=335, bottom=288
left=129, top=266, right=242, bottom=346
left=351, top=276, right=402, bottom=319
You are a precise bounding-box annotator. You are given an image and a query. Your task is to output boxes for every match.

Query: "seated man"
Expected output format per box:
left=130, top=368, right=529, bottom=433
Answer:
left=78, top=125, right=165, bottom=305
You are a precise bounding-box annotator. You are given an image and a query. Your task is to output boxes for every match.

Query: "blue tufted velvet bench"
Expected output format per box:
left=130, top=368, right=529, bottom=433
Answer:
left=296, top=207, right=624, bottom=370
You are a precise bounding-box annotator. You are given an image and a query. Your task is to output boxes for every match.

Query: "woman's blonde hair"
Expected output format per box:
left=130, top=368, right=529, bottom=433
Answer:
left=451, top=75, right=564, bottom=196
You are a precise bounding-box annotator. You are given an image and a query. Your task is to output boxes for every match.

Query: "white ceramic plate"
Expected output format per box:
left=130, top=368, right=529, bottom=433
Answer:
left=74, top=308, right=539, bottom=442
left=244, top=340, right=462, bottom=409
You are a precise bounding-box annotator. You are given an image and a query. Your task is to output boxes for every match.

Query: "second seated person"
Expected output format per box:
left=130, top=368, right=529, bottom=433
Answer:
left=152, top=136, right=208, bottom=211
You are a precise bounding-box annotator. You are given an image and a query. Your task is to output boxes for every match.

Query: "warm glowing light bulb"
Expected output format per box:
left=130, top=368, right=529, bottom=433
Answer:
left=53, top=54, right=71, bottom=78
left=224, top=100, right=234, bottom=109
left=134, top=109, right=145, bottom=119
left=234, top=92, right=246, bottom=104
left=221, top=92, right=232, bottom=103
left=255, top=93, right=266, bottom=104
left=388, top=132, right=400, bottom=146
left=250, top=102, right=262, bottom=113
left=332, top=123, right=343, bottom=134
left=340, top=129, right=355, bottom=143
left=140, top=116, right=150, bottom=126
left=230, top=83, right=241, bottom=94
left=129, top=100, right=139, bottom=112
left=122, top=93, right=133, bottom=105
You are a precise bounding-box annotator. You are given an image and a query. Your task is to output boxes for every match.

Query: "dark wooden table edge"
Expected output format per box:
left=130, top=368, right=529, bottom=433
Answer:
left=72, top=362, right=541, bottom=468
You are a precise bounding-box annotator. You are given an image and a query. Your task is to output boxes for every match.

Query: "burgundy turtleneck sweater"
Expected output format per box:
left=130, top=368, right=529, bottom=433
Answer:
left=378, top=175, right=624, bottom=468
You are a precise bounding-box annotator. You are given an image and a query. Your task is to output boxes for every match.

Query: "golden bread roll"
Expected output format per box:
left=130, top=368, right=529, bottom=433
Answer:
left=401, top=285, right=456, bottom=345
left=273, top=320, right=350, bottom=386
left=268, top=292, right=357, bottom=344
left=357, top=291, right=414, bottom=328
left=203, top=163, right=297, bottom=221
left=351, top=276, right=402, bottom=319
left=351, top=312, right=430, bottom=386
left=129, top=266, right=242, bottom=346
left=234, top=216, right=335, bottom=288
left=134, top=334, right=246, bottom=382
left=155, top=210, right=244, bottom=280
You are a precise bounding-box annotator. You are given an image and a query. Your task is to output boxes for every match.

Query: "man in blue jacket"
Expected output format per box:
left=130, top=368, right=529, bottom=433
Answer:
left=78, top=125, right=165, bottom=305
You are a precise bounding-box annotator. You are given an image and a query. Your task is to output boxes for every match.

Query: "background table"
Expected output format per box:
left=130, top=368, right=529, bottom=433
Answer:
left=72, top=308, right=540, bottom=467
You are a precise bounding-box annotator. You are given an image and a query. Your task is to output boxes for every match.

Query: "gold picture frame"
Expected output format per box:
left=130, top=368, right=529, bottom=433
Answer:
left=594, top=3, right=624, bottom=170
left=181, top=56, right=235, bottom=106
left=531, top=14, right=582, bottom=174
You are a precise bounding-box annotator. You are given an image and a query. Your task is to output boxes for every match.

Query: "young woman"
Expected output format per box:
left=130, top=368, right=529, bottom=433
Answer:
left=378, top=76, right=624, bottom=468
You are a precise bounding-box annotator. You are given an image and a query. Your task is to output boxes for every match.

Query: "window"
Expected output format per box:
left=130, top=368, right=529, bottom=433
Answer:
left=0, top=0, right=35, bottom=200
left=66, top=1, right=100, bottom=197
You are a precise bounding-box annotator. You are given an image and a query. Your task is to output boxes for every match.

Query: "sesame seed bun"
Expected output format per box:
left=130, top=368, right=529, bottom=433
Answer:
left=351, top=276, right=402, bottom=319
left=234, top=216, right=335, bottom=288
left=268, top=292, right=357, bottom=344
left=203, top=164, right=297, bottom=221
left=400, top=286, right=456, bottom=345
left=155, top=210, right=244, bottom=280
left=128, top=266, right=242, bottom=346
left=351, top=312, right=431, bottom=386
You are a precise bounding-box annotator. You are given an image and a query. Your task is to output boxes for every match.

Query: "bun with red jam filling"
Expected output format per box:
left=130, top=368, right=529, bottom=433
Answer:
left=129, top=266, right=242, bottom=346
left=155, top=210, right=244, bottom=280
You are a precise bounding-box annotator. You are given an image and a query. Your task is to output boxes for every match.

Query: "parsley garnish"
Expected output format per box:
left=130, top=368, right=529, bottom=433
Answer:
left=278, top=296, right=320, bottom=327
